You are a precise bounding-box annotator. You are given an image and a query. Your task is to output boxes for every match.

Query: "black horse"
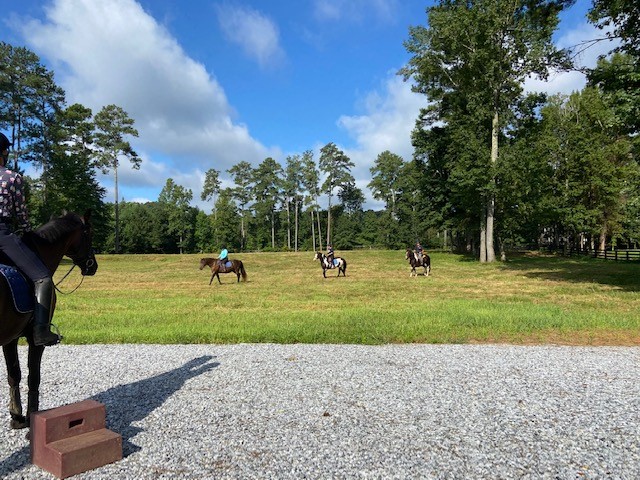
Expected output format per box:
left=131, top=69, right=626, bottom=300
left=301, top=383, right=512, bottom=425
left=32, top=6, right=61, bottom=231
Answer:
left=199, top=257, right=247, bottom=285
left=313, top=251, right=347, bottom=278
left=1, top=211, right=98, bottom=429
left=405, top=248, right=431, bottom=277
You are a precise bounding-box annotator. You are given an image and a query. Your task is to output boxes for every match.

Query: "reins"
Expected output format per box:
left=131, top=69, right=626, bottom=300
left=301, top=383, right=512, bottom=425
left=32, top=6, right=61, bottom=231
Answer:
left=54, top=264, right=85, bottom=294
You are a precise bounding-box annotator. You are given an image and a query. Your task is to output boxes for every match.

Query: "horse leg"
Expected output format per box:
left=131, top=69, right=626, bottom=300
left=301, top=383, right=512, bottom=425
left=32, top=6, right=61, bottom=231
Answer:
left=25, top=342, right=45, bottom=427
left=209, top=273, right=215, bottom=285
left=322, top=268, right=326, bottom=278
left=217, top=273, right=222, bottom=284
left=3, top=340, right=27, bottom=429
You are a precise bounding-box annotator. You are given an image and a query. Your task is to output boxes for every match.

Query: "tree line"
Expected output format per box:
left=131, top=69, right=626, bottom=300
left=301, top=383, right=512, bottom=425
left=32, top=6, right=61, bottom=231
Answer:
left=1, top=0, right=638, bottom=259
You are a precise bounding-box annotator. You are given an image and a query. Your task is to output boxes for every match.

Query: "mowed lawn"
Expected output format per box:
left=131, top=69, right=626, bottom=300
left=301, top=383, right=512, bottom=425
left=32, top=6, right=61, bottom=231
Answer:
left=51, top=250, right=640, bottom=345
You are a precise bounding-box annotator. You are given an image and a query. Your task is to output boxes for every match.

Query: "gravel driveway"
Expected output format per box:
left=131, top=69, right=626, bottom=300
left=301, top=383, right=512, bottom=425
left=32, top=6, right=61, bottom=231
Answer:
left=0, top=344, right=638, bottom=479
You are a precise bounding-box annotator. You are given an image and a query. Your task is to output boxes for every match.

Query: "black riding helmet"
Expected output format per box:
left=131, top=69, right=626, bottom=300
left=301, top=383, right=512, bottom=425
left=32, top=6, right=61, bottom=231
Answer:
left=0, top=133, right=11, bottom=152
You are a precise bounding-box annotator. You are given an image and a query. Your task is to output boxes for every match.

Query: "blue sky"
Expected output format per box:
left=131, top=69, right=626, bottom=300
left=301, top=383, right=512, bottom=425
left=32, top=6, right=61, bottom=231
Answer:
left=1, top=0, right=616, bottom=211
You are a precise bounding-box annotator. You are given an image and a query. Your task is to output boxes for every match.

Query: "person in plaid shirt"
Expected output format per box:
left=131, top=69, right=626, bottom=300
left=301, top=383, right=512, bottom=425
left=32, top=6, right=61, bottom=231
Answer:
left=0, top=132, right=61, bottom=346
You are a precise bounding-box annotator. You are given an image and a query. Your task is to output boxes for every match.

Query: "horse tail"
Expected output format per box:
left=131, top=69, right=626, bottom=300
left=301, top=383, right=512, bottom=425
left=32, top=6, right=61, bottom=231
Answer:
left=343, top=259, right=347, bottom=273
left=240, top=261, right=248, bottom=281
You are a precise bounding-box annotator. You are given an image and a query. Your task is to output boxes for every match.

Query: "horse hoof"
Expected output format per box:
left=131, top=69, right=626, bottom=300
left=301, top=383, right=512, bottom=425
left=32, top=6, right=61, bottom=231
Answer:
left=10, top=416, right=27, bottom=429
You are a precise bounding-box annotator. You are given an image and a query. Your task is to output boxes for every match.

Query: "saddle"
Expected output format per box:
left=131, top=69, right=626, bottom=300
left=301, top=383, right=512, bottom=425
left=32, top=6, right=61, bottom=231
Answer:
left=218, top=260, right=232, bottom=272
left=0, top=264, right=34, bottom=313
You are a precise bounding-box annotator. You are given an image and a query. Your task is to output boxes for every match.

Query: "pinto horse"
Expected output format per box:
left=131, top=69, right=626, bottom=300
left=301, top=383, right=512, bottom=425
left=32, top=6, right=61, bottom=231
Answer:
left=405, top=248, right=431, bottom=277
left=199, top=257, right=247, bottom=285
left=313, top=251, right=347, bottom=278
left=1, top=211, right=98, bottom=429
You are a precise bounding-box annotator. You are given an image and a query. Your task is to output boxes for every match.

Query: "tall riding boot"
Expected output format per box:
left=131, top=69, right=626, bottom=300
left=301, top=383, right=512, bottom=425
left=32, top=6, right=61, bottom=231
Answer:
left=33, top=278, right=61, bottom=346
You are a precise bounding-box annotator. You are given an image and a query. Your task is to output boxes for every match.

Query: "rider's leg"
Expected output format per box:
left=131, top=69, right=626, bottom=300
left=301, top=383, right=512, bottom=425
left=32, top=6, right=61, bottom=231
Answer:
left=0, top=229, right=61, bottom=346
left=33, top=277, right=60, bottom=346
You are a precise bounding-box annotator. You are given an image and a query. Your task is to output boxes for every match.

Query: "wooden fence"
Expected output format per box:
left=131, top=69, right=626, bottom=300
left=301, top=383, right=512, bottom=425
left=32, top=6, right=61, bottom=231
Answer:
left=565, top=248, right=640, bottom=262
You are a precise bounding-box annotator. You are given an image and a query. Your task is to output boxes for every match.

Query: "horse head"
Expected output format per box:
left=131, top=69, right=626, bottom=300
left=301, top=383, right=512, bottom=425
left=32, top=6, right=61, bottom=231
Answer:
left=66, top=211, right=98, bottom=276
left=199, top=258, right=208, bottom=270
left=313, top=252, right=323, bottom=261
left=33, top=210, right=98, bottom=276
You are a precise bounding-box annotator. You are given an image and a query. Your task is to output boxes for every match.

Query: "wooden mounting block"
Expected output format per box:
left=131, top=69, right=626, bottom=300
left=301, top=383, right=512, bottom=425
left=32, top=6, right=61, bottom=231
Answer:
left=30, top=399, right=122, bottom=479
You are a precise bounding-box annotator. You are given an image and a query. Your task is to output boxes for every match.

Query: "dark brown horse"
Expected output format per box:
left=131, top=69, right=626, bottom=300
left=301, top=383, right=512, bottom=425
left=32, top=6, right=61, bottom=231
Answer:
left=405, top=248, right=430, bottom=277
left=313, top=251, right=347, bottom=278
left=199, top=257, right=247, bottom=285
left=1, top=211, right=98, bottom=429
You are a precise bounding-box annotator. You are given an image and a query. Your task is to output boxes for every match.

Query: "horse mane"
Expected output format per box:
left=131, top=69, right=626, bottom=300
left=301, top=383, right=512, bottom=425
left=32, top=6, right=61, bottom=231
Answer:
left=34, top=212, right=84, bottom=243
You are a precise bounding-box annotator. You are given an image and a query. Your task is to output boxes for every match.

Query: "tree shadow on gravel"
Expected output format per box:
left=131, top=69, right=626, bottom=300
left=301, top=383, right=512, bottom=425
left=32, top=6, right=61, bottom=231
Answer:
left=0, top=355, right=219, bottom=477
left=92, top=355, right=220, bottom=457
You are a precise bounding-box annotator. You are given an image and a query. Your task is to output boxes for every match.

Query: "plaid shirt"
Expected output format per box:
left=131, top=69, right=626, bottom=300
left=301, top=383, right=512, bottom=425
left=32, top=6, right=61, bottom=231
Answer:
left=0, top=166, right=31, bottom=232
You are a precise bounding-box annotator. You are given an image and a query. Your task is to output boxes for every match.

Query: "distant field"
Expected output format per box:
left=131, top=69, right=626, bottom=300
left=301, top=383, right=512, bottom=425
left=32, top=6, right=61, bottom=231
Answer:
left=51, top=250, right=640, bottom=345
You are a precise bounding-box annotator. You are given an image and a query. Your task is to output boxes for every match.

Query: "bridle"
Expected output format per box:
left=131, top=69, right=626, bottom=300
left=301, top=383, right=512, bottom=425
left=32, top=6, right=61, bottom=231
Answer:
left=55, top=224, right=96, bottom=294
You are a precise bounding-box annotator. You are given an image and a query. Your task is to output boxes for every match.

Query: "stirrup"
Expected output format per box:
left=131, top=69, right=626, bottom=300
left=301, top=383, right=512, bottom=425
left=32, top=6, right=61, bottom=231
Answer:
left=34, top=323, right=63, bottom=346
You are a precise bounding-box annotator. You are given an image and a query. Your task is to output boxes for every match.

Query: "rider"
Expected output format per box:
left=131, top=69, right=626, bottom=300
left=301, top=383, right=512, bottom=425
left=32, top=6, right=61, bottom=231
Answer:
left=218, top=246, right=228, bottom=269
left=415, top=241, right=424, bottom=261
left=326, top=243, right=335, bottom=268
left=0, top=132, right=61, bottom=346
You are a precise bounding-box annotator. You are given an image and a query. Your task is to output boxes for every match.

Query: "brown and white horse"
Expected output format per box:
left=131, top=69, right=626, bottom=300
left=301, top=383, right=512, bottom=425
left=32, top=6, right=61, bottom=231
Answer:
left=313, top=252, right=347, bottom=278
left=405, top=248, right=430, bottom=277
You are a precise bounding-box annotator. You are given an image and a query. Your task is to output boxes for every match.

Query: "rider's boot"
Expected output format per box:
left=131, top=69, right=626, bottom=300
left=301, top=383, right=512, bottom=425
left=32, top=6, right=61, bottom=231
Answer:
left=33, top=278, right=62, bottom=346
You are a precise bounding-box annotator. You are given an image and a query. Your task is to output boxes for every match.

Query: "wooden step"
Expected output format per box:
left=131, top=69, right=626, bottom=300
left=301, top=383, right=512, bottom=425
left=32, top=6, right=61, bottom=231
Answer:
left=31, top=400, right=122, bottom=479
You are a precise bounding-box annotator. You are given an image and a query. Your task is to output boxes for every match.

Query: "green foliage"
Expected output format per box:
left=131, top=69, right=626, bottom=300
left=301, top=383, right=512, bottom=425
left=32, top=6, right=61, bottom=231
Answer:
left=401, top=0, right=575, bottom=261
left=194, top=210, right=215, bottom=253
left=212, top=188, right=241, bottom=250
left=159, top=178, right=194, bottom=254
left=589, top=0, right=640, bottom=57
left=201, top=168, right=220, bottom=207
left=588, top=53, right=640, bottom=136
left=117, top=201, right=170, bottom=253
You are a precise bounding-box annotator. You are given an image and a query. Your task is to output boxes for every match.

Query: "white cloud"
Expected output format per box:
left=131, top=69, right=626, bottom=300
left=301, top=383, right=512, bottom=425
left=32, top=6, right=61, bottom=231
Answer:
left=313, top=0, right=399, bottom=22
left=17, top=0, right=272, bottom=192
left=524, top=21, right=620, bottom=96
left=322, top=73, right=427, bottom=209
left=215, top=3, right=285, bottom=68
left=338, top=74, right=427, bottom=180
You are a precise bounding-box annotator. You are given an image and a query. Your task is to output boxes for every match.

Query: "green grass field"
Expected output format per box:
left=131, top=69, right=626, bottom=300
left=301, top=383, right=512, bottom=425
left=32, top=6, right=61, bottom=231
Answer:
left=51, top=250, right=640, bottom=345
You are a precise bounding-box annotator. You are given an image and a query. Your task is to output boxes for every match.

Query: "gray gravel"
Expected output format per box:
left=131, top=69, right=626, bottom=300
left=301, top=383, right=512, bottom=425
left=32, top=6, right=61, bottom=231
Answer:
left=0, top=344, right=638, bottom=479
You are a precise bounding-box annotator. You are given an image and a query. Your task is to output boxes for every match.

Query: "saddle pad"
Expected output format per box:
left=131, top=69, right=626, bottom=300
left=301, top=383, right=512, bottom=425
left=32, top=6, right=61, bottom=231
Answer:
left=225, top=261, right=232, bottom=268
left=333, top=259, right=339, bottom=266
left=0, top=264, right=34, bottom=313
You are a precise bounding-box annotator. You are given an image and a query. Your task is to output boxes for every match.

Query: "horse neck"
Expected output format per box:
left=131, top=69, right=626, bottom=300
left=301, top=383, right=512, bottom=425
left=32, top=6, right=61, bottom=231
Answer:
left=29, top=235, right=68, bottom=275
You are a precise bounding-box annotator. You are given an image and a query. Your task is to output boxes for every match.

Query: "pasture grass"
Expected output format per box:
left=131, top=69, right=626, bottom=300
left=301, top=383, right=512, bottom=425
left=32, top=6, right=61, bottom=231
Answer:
left=51, top=250, right=640, bottom=345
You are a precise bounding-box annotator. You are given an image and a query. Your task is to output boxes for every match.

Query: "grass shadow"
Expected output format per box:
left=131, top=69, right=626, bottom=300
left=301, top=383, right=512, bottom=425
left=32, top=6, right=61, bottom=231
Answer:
left=501, top=252, right=640, bottom=292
